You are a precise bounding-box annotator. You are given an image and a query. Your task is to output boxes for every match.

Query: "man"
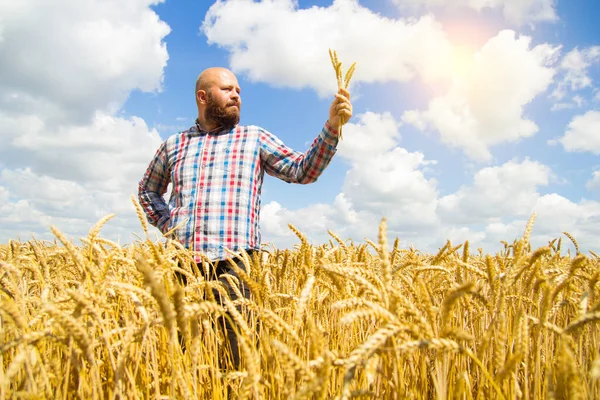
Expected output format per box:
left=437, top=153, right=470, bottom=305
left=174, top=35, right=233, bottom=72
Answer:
left=138, top=67, right=352, bottom=367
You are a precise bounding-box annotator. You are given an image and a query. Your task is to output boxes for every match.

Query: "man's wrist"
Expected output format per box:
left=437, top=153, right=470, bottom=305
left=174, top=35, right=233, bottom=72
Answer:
left=322, top=121, right=340, bottom=146
left=325, top=120, right=339, bottom=134
left=157, top=216, right=170, bottom=234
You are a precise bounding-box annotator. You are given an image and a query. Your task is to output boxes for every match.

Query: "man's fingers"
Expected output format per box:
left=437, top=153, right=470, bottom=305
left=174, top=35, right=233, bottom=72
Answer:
left=330, top=88, right=352, bottom=127
left=334, top=93, right=350, bottom=103
left=337, top=108, right=352, bottom=125
left=337, top=103, right=352, bottom=113
left=337, top=87, right=350, bottom=98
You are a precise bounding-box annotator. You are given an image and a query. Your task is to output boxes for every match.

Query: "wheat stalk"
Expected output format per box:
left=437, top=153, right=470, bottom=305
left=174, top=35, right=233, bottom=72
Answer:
left=328, top=48, right=356, bottom=139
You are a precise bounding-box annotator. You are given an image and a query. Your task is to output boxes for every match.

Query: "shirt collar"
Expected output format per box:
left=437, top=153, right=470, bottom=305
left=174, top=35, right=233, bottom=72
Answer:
left=194, top=118, right=234, bottom=136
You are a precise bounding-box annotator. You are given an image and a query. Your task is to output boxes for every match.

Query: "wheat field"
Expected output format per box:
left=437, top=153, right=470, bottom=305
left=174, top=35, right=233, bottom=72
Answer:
left=1, top=209, right=599, bottom=399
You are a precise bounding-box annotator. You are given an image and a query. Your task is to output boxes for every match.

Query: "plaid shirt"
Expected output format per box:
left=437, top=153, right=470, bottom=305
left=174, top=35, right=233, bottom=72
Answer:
left=138, top=122, right=339, bottom=262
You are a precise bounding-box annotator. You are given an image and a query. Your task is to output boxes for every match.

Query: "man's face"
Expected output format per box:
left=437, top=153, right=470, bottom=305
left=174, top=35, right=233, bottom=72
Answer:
left=203, top=70, right=241, bottom=130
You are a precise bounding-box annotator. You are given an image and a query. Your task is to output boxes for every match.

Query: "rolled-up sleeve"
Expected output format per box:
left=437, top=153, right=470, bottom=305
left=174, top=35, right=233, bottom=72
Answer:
left=138, top=142, right=171, bottom=233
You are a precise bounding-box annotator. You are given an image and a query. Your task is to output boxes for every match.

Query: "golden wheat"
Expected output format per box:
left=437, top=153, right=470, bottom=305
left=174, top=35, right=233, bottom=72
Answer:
left=0, top=215, right=599, bottom=398
left=328, top=48, right=356, bottom=139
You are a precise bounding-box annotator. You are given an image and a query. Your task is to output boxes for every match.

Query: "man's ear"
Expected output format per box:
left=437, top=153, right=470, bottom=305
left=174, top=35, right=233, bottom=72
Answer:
left=197, top=90, right=207, bottom=105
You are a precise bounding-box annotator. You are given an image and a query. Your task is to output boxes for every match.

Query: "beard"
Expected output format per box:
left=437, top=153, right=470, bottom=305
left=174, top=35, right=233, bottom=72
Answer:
left=204, top=92, right=240, bottom=131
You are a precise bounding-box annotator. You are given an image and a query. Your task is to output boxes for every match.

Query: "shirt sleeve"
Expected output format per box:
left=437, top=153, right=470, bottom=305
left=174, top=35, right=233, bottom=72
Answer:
left=259, top=122, right=339, bottom=184
left=138, top=141, right=171, bottom=233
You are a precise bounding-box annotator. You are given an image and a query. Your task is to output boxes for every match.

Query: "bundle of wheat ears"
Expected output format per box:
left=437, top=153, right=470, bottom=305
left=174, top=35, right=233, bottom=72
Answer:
left=328, top=49, right=356, bottom=139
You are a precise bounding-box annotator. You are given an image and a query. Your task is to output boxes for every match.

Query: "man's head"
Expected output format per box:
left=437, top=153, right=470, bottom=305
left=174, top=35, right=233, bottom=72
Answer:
left=195, top=67, right=241, bottom=131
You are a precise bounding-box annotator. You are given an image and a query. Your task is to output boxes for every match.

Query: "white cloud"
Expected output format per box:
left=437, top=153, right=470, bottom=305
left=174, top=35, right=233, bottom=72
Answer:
left=262, top=154, right=600, bottom=255
left=260, top=194, right=366, bottom=248
left=258, top=114, right=431, bottom=248
left=551, top=95, right=587, bottom=111
left=587, top=171, right=600, bottom=192
left=337, top=114, right=439, bottom=228
left=392, top=0, right=557, bottom=25
left=0, top=113, right=162, bottom=184
left=529, top=195, right=600, bottom=251
left=2, top=169, right=91, bottom=216
left=203, top=2, right=559, bottom=162
left=0, top=0, right=170, bottom=124
left=0, top=113, right=164, bottom=243
left=261, top=112, right=441, bottom=249
left=403, top=30, right=559, bottom=161
left=202, top=0, right=455, bottom=97
left=550, top=102, right=575, bottom=112
left=551, top=46, right=600, bottom=101
left=0, top=168, right=142, bottom=241
left=261, top=111, right=441, bottom=249
left=559, top=110, right=600, bottom=154
left=336, top=112, right=400, bottom=161
left=341, top=147, right=438, bottom=221
left=438, top=159, right=551, bottom=223
left=261, top=111, right=600, bottom=254
left=0, top=0, right=170, bottom=243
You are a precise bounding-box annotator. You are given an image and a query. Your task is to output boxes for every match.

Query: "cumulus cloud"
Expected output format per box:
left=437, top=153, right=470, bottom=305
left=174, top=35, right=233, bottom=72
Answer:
left=337, top=114, right=439, bottom=228
left=0, top=168, right=144, bottom=241
left=559, top=110, right=600, bottom=154
left=336, top=112, right=400, bottom=161
left=248, top=113, right=442, bottom=251
left=392, top=0, right=557, bottom=25
left=261, top=109, right=600, bottom=253
left=587, top=171, right=600, bottom=192
left=0, top=0, right=170, bottom=243
left=341, top=147, right=438, bottom=222
left=0, top=114, right=163, bottom=243
left=432, top=161, right=600, bottom=252
left=202, top=0, right=455, bottom=97
left=403, top=30, right=559, bottom=161
left=0, top=112, right=162, bottom=185
left=0, top=0, right=170, bottom=124
left=528, top=195, right=600, bottom=251
left=203, top=2, right=560, bottom=161
left=260, top=111, right=441, bottom=249
left=551, top=46, right=600, bottom=104
left=438, top=159, right=551, bottom=223
left=262, top=145, right=600, bottom=254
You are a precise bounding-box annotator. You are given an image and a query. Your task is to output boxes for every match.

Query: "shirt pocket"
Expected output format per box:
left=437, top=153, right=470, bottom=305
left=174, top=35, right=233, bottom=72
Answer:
left=211, top=145, right=231, bottom=172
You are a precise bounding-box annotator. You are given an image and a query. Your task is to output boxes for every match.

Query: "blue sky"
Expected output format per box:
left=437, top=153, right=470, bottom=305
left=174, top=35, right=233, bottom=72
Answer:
left=1, top=0, right=599, bottom=254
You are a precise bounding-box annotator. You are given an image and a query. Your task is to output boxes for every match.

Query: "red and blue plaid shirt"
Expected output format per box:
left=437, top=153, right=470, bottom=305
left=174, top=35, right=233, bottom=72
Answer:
left=138, top=122, right=339, bottom=262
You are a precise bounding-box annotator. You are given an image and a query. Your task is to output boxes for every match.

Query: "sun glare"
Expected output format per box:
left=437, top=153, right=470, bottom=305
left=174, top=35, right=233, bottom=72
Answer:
left=441, top=17, right=491, bottom=84
left=450, top=44, right=475, bottom=81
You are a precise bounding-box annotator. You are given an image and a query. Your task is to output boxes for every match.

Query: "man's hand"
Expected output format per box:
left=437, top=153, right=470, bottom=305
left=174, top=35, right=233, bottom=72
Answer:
left=327, top=87, right=352, bottom=133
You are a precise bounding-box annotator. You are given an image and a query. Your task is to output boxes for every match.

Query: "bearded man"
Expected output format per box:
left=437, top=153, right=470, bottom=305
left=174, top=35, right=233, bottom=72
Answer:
left=138, top=67, right=352, bottom=368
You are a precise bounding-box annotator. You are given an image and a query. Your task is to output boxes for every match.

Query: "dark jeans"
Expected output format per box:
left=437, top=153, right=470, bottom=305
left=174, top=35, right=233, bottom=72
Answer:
left=176, top=250, right=257, bottom=369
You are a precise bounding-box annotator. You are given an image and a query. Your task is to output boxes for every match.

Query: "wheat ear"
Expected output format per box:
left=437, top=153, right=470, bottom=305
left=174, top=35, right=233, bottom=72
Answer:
left=328, top=49, right=356, bottom=139
left=131, top=195, right=149, bottom=237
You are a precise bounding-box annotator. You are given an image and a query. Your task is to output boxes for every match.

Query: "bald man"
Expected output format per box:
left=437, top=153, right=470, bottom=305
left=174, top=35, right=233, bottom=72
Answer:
left=138, top=67, right=352, bottom=367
